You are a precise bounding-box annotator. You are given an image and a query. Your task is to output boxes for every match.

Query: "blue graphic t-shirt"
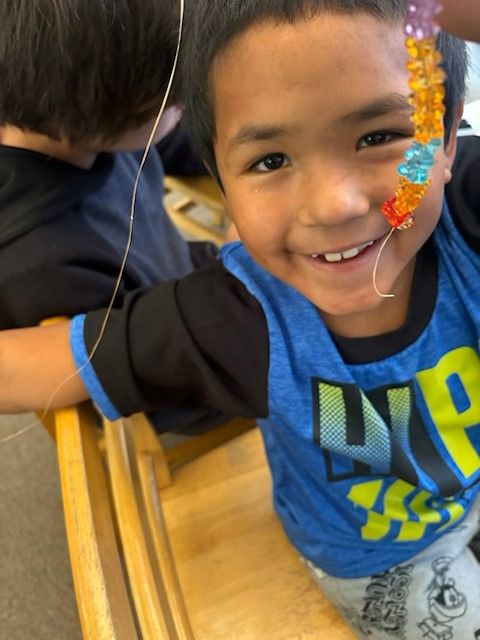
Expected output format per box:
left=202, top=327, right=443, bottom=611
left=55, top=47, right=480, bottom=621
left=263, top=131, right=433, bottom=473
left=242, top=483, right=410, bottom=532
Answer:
left=221, top=202, right=480, bottom=578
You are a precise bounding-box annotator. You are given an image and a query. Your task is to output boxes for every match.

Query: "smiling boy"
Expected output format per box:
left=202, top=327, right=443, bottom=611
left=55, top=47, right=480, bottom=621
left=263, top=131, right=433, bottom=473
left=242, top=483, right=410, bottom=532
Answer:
left=2, top=1, right=480, bottom=636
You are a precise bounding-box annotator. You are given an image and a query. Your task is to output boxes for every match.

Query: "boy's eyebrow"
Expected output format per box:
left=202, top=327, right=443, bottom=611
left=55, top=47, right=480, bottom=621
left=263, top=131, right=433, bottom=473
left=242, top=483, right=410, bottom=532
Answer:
left=227, top=93, right=412, bottom=152
left=228, top=125, right=296, bottom=151
left=338, top=93, right=413, bottom=124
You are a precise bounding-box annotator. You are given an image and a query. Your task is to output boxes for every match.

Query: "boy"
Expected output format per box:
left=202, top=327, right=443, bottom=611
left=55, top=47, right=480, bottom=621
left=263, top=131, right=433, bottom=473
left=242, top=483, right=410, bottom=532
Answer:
left=2, top=1, right=480, bottom=636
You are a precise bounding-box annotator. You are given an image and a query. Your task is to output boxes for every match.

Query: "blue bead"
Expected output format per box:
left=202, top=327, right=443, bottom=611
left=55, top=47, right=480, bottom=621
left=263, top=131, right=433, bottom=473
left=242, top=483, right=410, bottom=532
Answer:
left=428, top=138, right=442, bottom=149
left=398, top=137, right=442, bottom=186
left=398, top=164, right=411, bottom=177
left=412, top=169, right=429, bottom=184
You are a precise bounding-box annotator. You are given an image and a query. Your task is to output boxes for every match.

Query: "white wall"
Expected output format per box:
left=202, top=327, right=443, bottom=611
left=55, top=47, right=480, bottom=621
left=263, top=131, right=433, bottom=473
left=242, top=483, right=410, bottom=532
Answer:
left=467, top=42, right=480, bottom=103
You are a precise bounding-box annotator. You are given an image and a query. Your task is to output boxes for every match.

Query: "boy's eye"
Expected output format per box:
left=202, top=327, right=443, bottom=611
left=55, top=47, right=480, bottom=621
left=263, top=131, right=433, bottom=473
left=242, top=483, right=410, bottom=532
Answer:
left=250, top=152, right=291, bottom=172
left=357, top=131, right=405, bottom=149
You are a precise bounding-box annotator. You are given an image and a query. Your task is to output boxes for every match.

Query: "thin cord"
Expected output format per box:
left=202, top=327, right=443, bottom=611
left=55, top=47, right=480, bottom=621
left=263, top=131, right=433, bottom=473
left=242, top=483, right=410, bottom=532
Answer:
left=88, top=0, right=185, bottom=362
left=372, top=227, right=396, bottom=298
left=1, top=0, right=185, bottom=445
left=0, top=423, right=38, bottom=445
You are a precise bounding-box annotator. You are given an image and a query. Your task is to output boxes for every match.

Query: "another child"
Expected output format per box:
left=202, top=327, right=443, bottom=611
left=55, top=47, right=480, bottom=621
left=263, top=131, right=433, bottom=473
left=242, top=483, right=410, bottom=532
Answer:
left=0, top=0, right=202, bottom=329
left=2, top=1, right=480, bottom=637
left=0, top=0, right=227, bottom=433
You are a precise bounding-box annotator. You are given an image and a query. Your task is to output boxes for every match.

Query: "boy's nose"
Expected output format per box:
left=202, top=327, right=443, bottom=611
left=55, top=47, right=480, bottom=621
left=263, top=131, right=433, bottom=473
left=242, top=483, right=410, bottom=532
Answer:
left=297, top=169, right=370, bottom=227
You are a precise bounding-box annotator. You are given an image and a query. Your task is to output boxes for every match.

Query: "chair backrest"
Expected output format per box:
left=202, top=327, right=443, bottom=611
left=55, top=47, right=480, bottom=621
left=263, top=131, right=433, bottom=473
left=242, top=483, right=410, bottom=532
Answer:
left=51, top=402, right=139, bottom=640
left=103, top=414, right=194, bottom=640
left=41, top=401, right=195, bottom=640
left=40, top=401, right=257, bottom=639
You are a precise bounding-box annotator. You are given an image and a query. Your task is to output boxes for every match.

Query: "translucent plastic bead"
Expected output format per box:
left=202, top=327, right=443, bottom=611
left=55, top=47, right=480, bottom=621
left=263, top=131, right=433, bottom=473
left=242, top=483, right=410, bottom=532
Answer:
left=381, top=198, right=415, bottom=229
left=405, top=1, right=442, bottom=40
left=381, top=179, right=429, bottom=228
left=381, top=197, right=408, bottom=228
left=398, top=138, right=442, bottom=184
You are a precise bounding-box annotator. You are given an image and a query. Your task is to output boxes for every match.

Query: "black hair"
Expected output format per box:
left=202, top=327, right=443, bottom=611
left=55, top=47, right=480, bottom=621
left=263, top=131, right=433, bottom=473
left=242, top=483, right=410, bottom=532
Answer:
left=0, top=0, right=181, bottom=145
left=182, top=0, right=468, bottom=178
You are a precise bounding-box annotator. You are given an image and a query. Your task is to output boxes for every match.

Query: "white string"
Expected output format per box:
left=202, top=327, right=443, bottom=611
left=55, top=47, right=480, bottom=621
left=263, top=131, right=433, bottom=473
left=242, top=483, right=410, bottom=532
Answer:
left=0, top=423, right=38, bottom=445
left=0, top=0, right=185, bottom=445
left=372, top=227, right=396, bottom=299
left=87, top=0, right=185, bottom=362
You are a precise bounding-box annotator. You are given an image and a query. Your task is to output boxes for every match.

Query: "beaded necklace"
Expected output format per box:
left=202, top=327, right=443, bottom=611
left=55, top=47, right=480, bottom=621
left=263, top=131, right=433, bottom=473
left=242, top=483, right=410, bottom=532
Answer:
left=380, top=0, right=445, bottom=230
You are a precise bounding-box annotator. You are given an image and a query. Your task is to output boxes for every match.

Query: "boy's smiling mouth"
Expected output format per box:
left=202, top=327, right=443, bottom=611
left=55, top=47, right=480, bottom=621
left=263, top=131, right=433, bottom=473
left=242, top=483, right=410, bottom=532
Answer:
left=309, top=240, right=375, bottom=263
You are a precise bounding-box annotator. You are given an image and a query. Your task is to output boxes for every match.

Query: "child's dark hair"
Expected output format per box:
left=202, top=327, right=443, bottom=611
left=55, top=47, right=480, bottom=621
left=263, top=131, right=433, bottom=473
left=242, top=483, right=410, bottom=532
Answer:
left=182, top=0, right=469, bottom=179
left=0, top=0, right=181, bottom=146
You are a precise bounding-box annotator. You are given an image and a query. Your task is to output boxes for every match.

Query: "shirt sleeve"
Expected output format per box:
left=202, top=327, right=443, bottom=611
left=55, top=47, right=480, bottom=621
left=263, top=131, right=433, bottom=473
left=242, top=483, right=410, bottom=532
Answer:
left=71, top=262, right=270, bottom=419
left=70, top=314, right=122, bottom=420
left=0, top=257, right=130, bottom=330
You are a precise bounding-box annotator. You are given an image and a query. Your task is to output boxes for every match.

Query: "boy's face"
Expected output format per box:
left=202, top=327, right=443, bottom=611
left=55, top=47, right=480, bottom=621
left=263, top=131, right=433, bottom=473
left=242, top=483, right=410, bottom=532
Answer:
left=212, top=13, right=460, bottom=337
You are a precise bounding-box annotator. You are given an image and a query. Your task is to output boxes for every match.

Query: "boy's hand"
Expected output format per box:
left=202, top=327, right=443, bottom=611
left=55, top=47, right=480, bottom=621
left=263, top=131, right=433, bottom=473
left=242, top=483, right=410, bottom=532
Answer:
left=439, top=0, right=480, bottom=43
left=0, top=322, right=88, bottom=413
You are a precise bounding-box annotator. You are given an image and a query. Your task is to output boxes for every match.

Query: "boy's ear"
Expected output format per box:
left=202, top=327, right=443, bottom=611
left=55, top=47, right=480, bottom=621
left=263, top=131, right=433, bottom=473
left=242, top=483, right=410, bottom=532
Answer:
left=443, top=101, right=464, bottom=184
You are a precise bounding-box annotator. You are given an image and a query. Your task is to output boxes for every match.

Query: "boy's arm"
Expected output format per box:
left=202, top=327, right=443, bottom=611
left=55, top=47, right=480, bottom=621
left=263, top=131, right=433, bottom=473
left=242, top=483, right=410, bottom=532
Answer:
left=0, top=264, right=269, bottom=418
left=79, top=266, right=268, bottom=420
left=439, top=0, right=480, bottom=43
left=0, top=322, right=88, bottom=412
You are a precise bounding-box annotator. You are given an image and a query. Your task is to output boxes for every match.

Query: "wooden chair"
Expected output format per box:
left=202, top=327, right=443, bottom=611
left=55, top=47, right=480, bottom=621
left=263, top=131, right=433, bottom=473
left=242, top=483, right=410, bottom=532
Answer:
left=40, top=401, right=354, bottom=639
left=39, top=402, right=255, bottom=639
left=163, top=175, right=227, bottom=245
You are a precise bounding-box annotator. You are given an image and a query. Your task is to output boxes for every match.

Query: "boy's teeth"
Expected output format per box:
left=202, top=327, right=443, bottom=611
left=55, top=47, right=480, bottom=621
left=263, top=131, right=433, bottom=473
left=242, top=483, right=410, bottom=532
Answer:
left=324, top=252, right=343, bottom=262
left=341, top=246, right=362, bottom=259
left=320, top=241, right=374, bottom=263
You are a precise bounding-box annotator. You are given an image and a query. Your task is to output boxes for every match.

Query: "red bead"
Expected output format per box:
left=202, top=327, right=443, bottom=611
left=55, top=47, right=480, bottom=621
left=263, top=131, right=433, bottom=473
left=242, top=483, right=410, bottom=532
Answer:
left=380, top=197, right=413, bottom=229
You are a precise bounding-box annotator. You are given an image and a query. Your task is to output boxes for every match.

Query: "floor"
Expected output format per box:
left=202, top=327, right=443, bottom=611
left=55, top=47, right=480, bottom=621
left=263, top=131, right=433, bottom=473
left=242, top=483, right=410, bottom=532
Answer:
left=0, top=413, right=81, bottom=640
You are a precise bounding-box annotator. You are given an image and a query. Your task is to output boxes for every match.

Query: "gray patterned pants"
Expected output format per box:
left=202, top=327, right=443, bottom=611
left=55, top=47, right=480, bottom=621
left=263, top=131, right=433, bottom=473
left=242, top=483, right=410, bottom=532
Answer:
left=305, top=494, right=480, bottom=639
